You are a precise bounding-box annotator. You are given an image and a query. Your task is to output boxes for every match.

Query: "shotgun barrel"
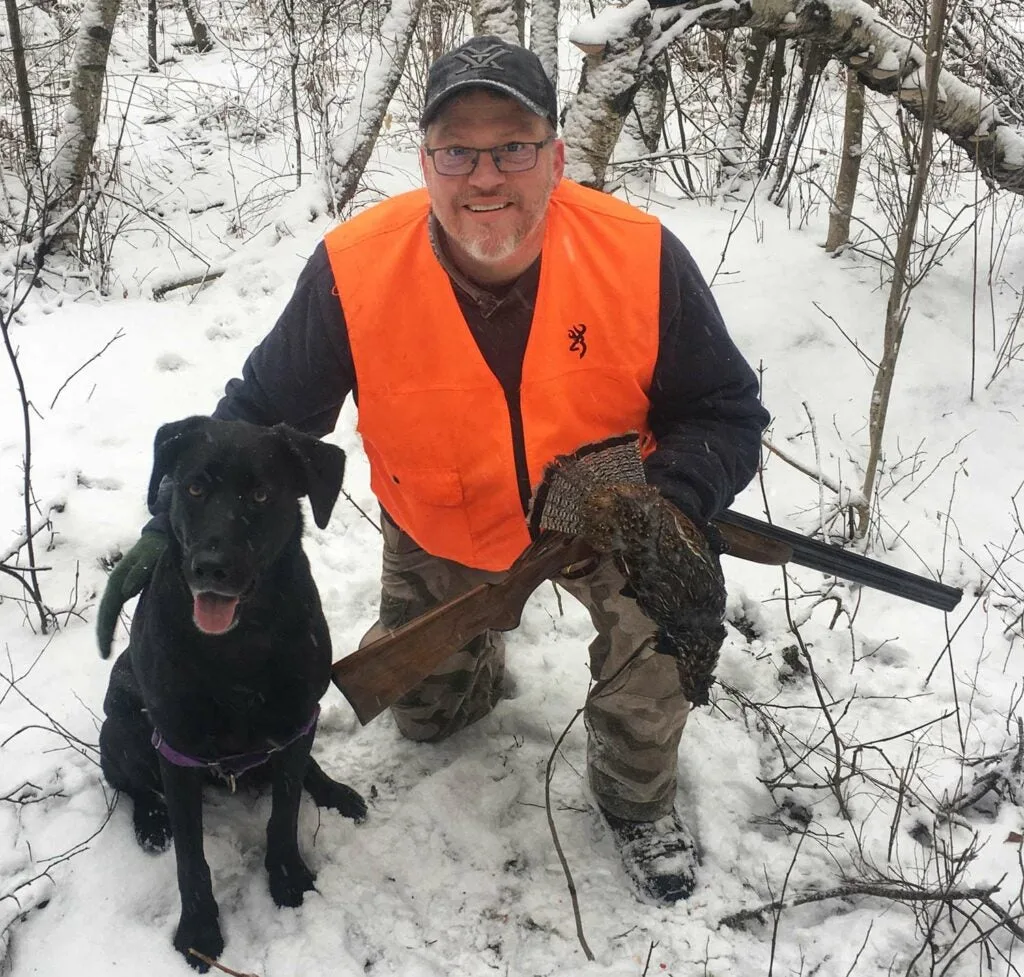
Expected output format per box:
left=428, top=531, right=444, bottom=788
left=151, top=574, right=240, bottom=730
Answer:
left=714, top=510, right=962, bottom=612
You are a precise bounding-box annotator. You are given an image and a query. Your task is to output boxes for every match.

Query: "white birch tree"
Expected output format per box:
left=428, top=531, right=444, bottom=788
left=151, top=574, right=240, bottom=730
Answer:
left=471, top=0, right=519, bottom=42
left=51, top=0, right=121, bottom=209
left=530, top=0, right=560, bottom=93
left=327, top=0, right=425, bottom=213
left=562, top=0, right=652, bottom=188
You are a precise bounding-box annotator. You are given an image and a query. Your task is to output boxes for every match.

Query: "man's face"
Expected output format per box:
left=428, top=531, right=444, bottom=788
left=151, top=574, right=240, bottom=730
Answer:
left=420, top=90, right=565, bottom=284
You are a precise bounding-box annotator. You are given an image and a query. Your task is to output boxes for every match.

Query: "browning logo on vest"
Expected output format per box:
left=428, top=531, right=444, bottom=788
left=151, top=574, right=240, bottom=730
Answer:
left=568, top=323, right=587, bottom=359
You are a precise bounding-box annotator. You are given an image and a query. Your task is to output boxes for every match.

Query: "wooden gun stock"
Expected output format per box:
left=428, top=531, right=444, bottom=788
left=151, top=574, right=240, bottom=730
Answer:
left=331, top=512, right=962, bottom=726
left=331, top=532, right=595, bottom=725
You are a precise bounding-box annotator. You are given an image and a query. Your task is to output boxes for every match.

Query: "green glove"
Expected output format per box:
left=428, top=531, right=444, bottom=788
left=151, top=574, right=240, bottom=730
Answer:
left=96, top=531, right=168, bottom=659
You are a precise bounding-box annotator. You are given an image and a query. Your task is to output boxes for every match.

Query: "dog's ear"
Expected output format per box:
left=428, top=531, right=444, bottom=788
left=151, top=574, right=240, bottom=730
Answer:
left=272, top=425, right=346, bottom=530
left=147, top=416, right=210, bottom=512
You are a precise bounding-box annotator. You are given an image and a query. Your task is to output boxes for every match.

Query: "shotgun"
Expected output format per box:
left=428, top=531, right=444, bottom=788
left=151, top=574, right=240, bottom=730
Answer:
left=331, top=511, right=963, bottom=725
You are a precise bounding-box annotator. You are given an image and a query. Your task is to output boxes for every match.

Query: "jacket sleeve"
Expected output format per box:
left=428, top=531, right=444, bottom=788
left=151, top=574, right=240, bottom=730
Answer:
left=212, top=241, right=356, bottom=437
left=644, top=226, right=770, bottom=523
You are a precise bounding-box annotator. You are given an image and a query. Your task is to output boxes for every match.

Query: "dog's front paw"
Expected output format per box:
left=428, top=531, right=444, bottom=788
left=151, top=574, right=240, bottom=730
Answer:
left=132, top=796, right=172, bottom=852
left=266, top=854, right=317, bottom=908
left=319, top=781, right=368, bottom=822
left=303, top=761, right=368, bottom=822
left=174, top=910, right=224, bottom=972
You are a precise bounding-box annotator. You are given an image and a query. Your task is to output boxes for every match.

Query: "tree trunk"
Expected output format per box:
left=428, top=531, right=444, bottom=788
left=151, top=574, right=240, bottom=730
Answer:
left=281, top=0, right=301, bottom=186
left=630, top=59, right=668, bottom=154
left=52, top=0, right=121, bottom=208
left=622, top=0, right=1024, bottom=196
left=328, top=0, right=425, bottom=213
left=530, top=0, right=560, bottom=93
left=514, top=0, right=525, bottom=44
left=147, top=0, right=158, bottom=71
left=471, top=0, right=519, bottom=43
left=732, top=29, right=770, bottom=135
left=721, top=25, right=769, bottom=176
left=857, top=0, right=949, bottom=537
left=563, top=0, right=651, bottom=188
left=617, top=58, right=669, bottom=181
left=770, top=41, right=826, bottom=201
left=4, top=0, right=38, bottom=165
left=428, top=0, right=445, bottom=60
left=825, top=68, right=865, bottom=251
left=181, top=0, right=213, bottom=53
left=759, top=38, right=786, bottom=170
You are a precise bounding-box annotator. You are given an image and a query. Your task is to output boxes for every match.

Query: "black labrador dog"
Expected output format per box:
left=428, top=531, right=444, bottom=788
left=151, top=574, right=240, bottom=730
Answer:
left=99, top=416, right=366, bottom=971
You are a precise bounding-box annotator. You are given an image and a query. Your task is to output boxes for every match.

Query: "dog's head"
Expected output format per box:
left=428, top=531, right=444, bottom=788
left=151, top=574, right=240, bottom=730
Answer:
left=148, top=416, right=345, bottom=635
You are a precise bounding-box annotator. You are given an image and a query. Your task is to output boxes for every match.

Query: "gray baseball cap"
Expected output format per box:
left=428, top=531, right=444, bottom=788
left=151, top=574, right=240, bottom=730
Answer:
left=420, top=36, right=558, bottom=131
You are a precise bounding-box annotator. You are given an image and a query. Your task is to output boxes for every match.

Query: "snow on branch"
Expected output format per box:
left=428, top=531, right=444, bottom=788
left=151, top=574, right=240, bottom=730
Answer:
left=569, top=0, right=1024, bottom=195
left=327, top=0, right=425, bottom=213
left=563, top=0, right=652, bottom=187
left=729, top=0, right=1024, bottom=195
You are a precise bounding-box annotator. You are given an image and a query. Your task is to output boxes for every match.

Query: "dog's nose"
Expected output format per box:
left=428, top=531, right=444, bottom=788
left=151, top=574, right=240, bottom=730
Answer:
left=191, top=550, right=231, bottom=586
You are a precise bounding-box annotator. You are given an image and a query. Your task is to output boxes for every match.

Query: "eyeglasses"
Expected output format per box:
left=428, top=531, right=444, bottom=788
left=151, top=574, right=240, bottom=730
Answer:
left=425, top=138, right=554, bottom=176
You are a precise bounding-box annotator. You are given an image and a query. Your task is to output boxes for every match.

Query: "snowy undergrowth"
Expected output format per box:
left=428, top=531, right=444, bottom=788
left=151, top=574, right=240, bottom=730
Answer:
left=2, top=5, right=1024, bottom=976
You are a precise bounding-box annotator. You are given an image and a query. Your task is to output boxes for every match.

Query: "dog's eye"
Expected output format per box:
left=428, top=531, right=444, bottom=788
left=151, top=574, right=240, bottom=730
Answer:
left=252, top=488, right=269, bottom=504
left=187, top=483, right=205, bottom=498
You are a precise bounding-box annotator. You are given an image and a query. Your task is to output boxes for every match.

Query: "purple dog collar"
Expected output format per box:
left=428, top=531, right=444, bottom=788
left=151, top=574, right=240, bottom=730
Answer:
left=151, top=705, right=321, bottom=789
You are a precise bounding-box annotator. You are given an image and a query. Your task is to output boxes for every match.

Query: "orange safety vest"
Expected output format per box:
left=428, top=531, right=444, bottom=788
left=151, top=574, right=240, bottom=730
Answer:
left=325, top=179, right=661, bottom=571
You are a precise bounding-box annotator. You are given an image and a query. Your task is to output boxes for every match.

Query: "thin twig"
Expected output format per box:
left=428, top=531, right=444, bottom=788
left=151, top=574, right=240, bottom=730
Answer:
left=187, top=949, right=262, bottom=977
left=545, top=706, right=594, bottom=961
left=761, top=437, right=842, bottom=495
left=49, top=329, right=124, bottom=408
left=341, top=489, right=381, bottom=533
left=720, top=881, right=1001, bottom=928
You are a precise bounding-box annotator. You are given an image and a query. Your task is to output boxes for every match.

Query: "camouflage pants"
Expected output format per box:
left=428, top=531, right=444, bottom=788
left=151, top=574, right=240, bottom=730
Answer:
left=360, top=515, right=691, bottom=821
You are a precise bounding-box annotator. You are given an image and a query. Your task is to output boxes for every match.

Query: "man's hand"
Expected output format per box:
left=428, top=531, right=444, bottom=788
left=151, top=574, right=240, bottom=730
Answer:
left=96, top=531, right=167, bottom=659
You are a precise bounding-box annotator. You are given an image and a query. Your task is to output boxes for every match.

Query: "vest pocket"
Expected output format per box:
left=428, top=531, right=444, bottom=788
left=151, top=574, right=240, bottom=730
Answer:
left=385, top=466, right=477, bottom=565
left=390, top=466, right=465, bottom=506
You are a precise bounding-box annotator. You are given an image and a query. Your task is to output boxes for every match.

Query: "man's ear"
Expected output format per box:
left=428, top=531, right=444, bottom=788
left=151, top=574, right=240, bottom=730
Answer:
left=418, top=142, right=431, bottom=184
left=148, top=416, right=210, bottom=512
left=272, top=424, right=346, bottom=529
left=551, top=137, right=565, bottom=186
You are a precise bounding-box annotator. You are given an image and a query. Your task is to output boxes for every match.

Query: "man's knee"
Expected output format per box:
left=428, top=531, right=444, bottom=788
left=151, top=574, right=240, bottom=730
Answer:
left=388, top=632, right=506, bottom=742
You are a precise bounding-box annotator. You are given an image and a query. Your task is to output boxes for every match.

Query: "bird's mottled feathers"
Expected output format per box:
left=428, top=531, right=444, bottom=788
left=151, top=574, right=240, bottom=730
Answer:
left=576, top=483, right=726, bottom=705
left=535, top=441, right=727, bottom=706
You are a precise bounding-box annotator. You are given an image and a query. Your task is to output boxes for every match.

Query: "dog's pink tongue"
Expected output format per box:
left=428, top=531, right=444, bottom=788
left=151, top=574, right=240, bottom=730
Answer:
left=193, top=594, right=239, bottom=634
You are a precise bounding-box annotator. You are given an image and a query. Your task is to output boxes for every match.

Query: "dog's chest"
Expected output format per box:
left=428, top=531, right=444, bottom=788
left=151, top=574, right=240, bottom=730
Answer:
left=139, top=636, right=321, bottom=759
left=172, top=681, right=312, bottom=759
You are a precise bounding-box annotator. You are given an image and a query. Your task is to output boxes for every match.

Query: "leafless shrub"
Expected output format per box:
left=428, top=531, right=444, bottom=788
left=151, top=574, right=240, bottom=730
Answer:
left=0, top=657, right=111, bottom=971
left=399, top=0, right=471, bottom=126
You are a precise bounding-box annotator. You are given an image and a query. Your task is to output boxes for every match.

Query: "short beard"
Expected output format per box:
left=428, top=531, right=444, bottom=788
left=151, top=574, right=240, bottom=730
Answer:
left=448, top=176, right=554, bottom=266
left=459, top=225, right=525, bottom=263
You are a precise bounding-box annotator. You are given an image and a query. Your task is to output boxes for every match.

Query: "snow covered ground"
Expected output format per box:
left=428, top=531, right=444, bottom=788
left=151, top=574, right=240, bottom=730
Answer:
left=2, top=12, right=1024, bottom=977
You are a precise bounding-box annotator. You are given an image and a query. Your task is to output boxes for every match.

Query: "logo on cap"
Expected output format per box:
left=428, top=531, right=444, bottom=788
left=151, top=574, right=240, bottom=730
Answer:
left=453, top=43, right=510, bottom=74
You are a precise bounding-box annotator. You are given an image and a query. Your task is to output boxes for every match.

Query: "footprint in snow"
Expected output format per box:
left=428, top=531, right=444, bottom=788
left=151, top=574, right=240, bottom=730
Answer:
left=77, top=474, right=122, bottom=490
left=155, top=352, right=190, bottom=372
